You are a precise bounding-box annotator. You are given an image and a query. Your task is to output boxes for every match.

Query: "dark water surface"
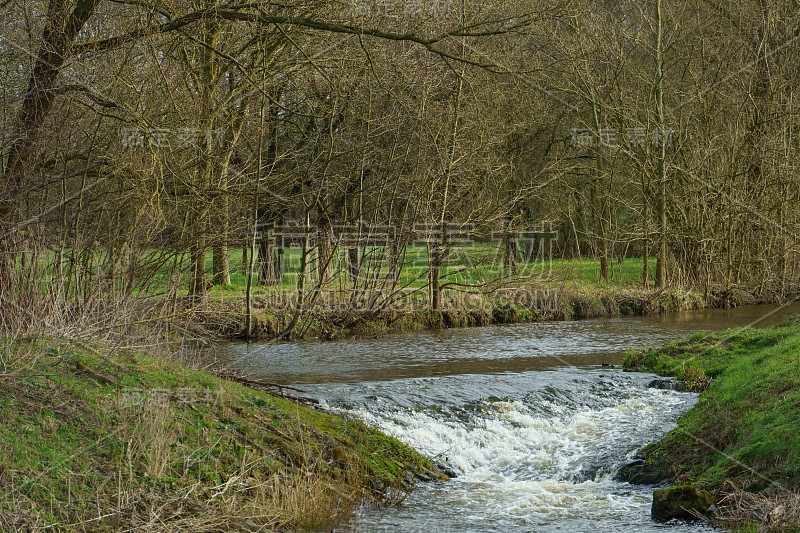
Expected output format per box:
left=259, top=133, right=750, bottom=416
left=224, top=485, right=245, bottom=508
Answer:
left=214, top=303, right=800, bottom=385
left=212, top=303, right=800, bottom=532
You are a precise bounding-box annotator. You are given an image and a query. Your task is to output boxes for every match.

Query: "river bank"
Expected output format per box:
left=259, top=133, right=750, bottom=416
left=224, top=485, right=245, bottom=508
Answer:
left=4, top=307, right=797, bottom=531
left=193, top=284, right=775, bottom=340
left=621, top=316, right=800, bottom=530
left=0, top=336, right=442, bottom=531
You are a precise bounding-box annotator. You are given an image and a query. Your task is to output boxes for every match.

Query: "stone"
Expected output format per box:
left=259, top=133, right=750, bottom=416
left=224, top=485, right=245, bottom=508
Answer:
left=615, top=458, right=669, bottom=485
left=434, top=460, right=458, bottom=479
left=648, top=378, right=685, bottom=391
left=651, top=485, right=714, bottom=521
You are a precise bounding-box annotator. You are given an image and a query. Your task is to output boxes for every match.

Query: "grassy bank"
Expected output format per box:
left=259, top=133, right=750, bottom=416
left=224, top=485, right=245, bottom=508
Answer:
left=622, top=316, right=800, bottom=530
left=190, top=249, right=663, bottom=297
left=0, top=337, right=441, bottom=532
left=25, top=245, right=780, bottom=340
left=183, top=250, right=776, bottom=340
left=198, top=285, right=719, bottom=339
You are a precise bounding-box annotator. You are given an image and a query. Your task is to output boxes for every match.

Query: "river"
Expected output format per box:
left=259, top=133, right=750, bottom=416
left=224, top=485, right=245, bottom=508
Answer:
left=213, top=303, right=800, bottom=532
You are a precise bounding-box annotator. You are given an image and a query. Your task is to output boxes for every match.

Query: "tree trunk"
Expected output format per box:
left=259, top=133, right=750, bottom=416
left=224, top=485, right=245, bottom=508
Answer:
left=278, top=231, right=309, bottom=339
left=389, top=237, right=401, bottom=282
left=590, top=97, right=610, bottom=282
left=276, top=247, right=285, bottom=281
left=640, top=164, right=651, bottom=287
left=187, top=9, right=222, bottom=302
left=258, top=230, right=277, bottom=286
left=430, top=243, right=442, bottom=322
left=244, top=213, right=258, bottom=339
left=503, top=221, right=519, bottom=274
left=209, top=83, right=249, bottom=288
left=317, top=215, right=333, bottom=283
left=654, top=0, right=668, bottom=288
left=523, top=234, right=537, bottom=262
left=0, top=236, right=15, bottom=309
left=0, top=0, right=101, bottom=305
left=188, top=241, right=208, bottom=304
left=348, top=247, right=359, bottom=280
left=212, top=195, right=231, bottom=286
left=431, top=24, right=465, bottom=322
left=188, top=170, right=212, bottom=302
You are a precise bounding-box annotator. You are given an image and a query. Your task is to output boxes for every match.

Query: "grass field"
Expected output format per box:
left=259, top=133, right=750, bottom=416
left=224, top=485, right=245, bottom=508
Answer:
left=199, top=246, right=657, bottom=296
left=14, top=242, right=660, bottom=298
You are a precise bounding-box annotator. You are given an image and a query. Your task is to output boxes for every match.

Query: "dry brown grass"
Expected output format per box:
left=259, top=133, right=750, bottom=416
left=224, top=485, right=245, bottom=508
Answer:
left=710, top=489, right=800, bottom=532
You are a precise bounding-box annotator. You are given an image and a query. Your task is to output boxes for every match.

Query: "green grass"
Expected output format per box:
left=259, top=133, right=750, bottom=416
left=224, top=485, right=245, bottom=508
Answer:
left=191, top=249, right=696, bottom=339
left=624, top=315, right=800, bottom=491
left=21, top=244, right=657, bottom=296
left=0, top=336, right=439, bottom=531
left=201, top=247, right=656, bottom=294
left=17, top=245, right=686, bottom=339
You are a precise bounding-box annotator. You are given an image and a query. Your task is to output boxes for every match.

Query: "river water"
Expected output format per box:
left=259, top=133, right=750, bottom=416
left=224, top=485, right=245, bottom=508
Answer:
left=214, top=303, right=799, bottom=532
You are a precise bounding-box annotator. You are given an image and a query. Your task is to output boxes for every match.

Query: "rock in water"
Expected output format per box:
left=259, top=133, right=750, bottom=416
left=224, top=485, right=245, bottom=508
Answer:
left=651, top=485, right=714, bottom=521
left=648, top=378, right=685, bottom=391
left=615, top=458, right=668, bottom=485
left=434, top=460, right=458, bottom=479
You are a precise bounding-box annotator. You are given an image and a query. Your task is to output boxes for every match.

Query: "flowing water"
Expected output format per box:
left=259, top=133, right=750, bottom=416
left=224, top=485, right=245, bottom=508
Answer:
left=214, top=303, right=800, bottom=532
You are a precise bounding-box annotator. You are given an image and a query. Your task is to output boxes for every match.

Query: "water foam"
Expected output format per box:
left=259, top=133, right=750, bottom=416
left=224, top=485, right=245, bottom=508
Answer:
left=339, top=378, right=700, bottom=529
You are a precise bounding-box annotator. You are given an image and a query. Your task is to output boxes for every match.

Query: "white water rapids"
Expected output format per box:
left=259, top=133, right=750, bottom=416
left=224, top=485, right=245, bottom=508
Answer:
left=321, top=370, right=715, bottom=532
left=215, top=304, right=800, bottom=531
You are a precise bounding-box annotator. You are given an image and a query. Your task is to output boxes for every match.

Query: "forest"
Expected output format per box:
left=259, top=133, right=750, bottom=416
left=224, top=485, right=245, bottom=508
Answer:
left=3, top=2, right=800, bottom=531
left=2, top=0, right=799, bottom=336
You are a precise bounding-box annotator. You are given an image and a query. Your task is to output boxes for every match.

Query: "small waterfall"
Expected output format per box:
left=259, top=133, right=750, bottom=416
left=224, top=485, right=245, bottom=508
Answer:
left=211, top=306, right=800, bottom=530
left=324, top=370, right=716, bottom=532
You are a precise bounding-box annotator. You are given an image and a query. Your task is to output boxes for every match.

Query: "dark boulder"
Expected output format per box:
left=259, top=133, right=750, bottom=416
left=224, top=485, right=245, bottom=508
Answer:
left=616, top=458, right=669, bottom=485
left=648, top=378, right=685, bottom=391
left=434, top=460, right=458, bottom=479
left=652, top=485, right=714, bottom=521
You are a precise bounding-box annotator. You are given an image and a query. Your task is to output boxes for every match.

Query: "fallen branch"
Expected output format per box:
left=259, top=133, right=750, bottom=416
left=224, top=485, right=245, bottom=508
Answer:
left=213, top=369, right=320, bottom=406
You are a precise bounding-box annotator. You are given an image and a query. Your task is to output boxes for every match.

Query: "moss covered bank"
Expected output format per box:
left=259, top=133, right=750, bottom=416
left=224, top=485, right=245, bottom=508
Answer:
left=0, top=337, right=441, bottom=532
left=622, top=316, right=800, bottom=531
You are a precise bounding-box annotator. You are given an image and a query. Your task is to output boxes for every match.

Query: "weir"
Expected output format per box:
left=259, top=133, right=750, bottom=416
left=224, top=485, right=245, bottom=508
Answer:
left=213, top=303, right=800, bottom=532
